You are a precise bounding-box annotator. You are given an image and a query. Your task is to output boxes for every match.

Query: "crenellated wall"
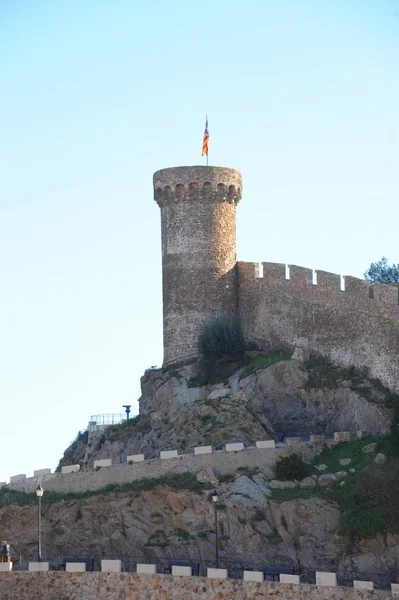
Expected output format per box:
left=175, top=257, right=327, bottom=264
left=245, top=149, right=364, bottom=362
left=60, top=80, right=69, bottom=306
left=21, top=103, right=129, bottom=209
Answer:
left=237, top=262, right=399, bottom=393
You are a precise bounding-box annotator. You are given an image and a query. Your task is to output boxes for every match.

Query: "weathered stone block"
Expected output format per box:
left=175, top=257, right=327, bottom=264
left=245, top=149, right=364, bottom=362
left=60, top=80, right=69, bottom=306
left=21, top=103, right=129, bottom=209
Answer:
left=243, top=570, right=263, bottom=582
left=127, top=454, right=145, bottom=463
left=29, top=562, right=49, bottom=571
left=101, top=560, right=121, bottom=572
left=0, top=562, right=12, bottom=571
left=286, top=437, right=303, bottom=449
left=61, top=464, right=80, bottom=474
left=94, top=459, right=112, bottom=468
left=226, top=443, right=244, bottom=452
left=316, top=571, right=337, bottom=587
left=333, top=432, right=350, bottom=442
left=66, top=562, right=86, bottom=572
left=256, top=440, right=275, bottom=449
left=280, top=574, right=300, bottom=584
left=392, top=583, right=399, bottom=596
left=309, top=434, right=325, bottom=446
left=33, top=469, right=52, bottom=477
left=194, top=446, right=212, bottom=455
left=160, top=450, right=178, bottom=459
left=172, top=565, right=192, bottom=576
left=207, top=568, right=228, bottom=579
left=136, top=564, right=157, bottom=574
left=10, top=474, right=26, bottom=483
left=353, top=580, right=374, bottom=590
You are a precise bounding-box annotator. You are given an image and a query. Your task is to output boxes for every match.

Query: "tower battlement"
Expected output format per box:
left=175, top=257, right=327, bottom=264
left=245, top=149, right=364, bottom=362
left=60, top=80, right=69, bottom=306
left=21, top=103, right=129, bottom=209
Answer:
left=153, top=166, right=242, bottom=207
left=153, top=166, right=242, bottom=365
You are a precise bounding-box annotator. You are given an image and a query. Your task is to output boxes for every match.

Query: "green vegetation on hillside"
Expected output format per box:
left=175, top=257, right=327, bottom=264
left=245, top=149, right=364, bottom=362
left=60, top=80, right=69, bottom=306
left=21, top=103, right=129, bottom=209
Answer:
left=0, top=473, right=210, bottom=508
left=272, top=436, right=399, bottom=542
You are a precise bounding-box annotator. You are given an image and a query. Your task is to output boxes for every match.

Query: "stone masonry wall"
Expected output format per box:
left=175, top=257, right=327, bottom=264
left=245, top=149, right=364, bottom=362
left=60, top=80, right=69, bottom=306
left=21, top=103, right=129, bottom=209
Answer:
left=0, top=572, right=390, bottom=600
left=238, top=262, right=399, bottom=393
left=154, top=166, right=242, bottom=365
left=8, top=446, right=281, bottom=493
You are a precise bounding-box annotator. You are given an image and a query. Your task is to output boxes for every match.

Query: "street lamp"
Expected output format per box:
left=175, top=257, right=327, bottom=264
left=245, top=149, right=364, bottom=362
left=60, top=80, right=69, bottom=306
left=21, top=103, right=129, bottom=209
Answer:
left=35, top=485, right=44, bottom=562
left=211, top=489, right=219, bottom=569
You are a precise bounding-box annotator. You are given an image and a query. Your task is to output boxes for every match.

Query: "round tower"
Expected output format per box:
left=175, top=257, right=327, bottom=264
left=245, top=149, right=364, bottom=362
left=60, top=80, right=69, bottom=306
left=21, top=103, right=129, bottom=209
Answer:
left=154, top=166, right=242, bottom=365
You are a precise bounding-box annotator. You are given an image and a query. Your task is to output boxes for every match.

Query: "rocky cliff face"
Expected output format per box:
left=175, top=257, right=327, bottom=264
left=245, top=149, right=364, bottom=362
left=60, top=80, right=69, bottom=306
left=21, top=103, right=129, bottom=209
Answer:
left=58, top=356, right=393, bottom=470
left=9, top=354, right=399, bottom=584
left=2, top=476, right=398, bottom=585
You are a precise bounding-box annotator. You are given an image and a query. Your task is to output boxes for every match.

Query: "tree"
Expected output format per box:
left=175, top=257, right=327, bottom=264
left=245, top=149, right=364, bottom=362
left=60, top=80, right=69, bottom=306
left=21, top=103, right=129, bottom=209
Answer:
left=198, top=314, right=245, bottom=360
left=364, top=257, right=399, bottom=284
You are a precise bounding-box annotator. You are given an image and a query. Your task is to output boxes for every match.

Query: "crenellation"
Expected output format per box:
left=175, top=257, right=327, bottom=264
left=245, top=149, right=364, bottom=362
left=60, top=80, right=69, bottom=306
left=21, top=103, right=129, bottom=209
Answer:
left=261, top=262, right=286, bottom=284
left=372, top=283, right=399, bottom=305
left=288, top=265, right=313, bottom=287
left=315, top=270, right=342, bottom=293
left=344, top=276, right=370, bottom=296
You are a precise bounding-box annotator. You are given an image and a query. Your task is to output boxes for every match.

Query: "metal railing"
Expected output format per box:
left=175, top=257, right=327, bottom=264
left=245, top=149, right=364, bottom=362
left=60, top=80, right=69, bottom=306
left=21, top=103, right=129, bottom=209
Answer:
left=90, top=414, right=126, bottom=426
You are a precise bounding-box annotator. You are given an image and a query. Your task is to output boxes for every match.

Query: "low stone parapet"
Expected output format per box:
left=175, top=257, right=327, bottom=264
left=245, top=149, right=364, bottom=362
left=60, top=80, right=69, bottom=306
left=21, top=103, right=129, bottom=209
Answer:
left=160, top=450, right=178, bottom=459
left=127, top=454, right=144, bottom=463
left=101, top=560, right=121, bottom=572
left=28, top=562, right=49, bottom=572
left=207, top=568, right=228, bottom=579
left=94, top=459, right=112, bottom=468
left=172, top=565, right=192, bottom=576
left=243, top=570, right=263, bottom=582
left=392, top=583, right=399, bottom=596
left=33, top=469, right=51, bottom=477
left=194, top=446, right=212, bottom=455
left=136, top=564, right=156, bottom=574
left=0, top=562, right=12, bottom=571
left=280, top=574, right=300, bottom=584
left=256, top=440, right=275, bottom=449
left=61, top=464, right=80, bottom=474
left=286, top=437, right=303, bottom=450
left=66, top=562, right=86, bottom=572
left=354, top=580, right=374, bottom=590
left=226, top=443, right=244, bottom=452
left=10, top=474, right=26, bottom=483
left=309, top=435, right=325, bottom=447
left=333, top=432, right=350, bottom=443
left=316, top=571, right=337, bottom=587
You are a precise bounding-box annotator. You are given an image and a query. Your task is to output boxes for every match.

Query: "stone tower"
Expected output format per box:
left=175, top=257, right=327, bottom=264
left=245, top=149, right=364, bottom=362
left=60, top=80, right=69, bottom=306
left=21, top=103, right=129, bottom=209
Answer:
left=154, top=166, right=242, bottom=365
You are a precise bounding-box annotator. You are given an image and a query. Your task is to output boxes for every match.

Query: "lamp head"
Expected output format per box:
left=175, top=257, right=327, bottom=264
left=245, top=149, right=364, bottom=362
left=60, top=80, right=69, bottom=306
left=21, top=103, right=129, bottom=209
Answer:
left=211, top=489, right=218, bottom=503
left=36, top=484, right=44, bottom=498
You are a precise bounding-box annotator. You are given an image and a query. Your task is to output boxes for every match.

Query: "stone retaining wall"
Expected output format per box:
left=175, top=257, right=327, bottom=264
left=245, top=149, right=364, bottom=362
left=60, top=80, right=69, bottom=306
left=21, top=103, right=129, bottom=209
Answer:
left=6, top=433, right=350, bottom=494
left=0, top=572, right=391, bottom=600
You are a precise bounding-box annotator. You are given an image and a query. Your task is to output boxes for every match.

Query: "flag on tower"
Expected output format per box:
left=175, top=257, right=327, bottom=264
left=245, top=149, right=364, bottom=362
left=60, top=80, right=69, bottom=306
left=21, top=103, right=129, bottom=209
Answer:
left=201, top=116, right=209, bottom=157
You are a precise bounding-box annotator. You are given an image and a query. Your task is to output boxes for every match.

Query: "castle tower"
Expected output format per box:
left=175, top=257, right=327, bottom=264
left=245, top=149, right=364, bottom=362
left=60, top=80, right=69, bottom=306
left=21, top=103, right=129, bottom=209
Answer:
left=154, top=166, right=242, bottom=365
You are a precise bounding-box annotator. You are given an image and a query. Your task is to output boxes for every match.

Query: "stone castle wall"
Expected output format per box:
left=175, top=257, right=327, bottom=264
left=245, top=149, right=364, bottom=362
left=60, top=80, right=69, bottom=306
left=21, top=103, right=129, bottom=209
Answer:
left=154, top=166, right=242, bottom=365
left=238, top=262, right=399, bottom=393
left=0, top=572, right=390, bottom=599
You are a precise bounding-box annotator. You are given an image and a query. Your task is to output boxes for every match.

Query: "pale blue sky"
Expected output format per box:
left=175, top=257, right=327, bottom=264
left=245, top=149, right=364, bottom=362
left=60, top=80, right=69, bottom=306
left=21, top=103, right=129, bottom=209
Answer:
left=1, top=0, right=398, bottom=483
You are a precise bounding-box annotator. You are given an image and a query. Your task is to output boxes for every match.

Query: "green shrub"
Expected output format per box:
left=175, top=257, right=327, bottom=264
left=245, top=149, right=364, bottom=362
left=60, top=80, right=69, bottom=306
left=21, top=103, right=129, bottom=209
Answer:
left=275, top=454, right=308, bottom=481
left=198, top=315, right=244, bottom=360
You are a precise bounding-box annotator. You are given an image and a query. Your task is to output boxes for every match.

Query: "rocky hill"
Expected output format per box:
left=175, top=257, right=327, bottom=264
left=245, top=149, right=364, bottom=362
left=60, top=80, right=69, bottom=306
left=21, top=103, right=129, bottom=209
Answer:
left=4, top=352, right=397, bottom=584
left=58, top=353, right=393, bottom=469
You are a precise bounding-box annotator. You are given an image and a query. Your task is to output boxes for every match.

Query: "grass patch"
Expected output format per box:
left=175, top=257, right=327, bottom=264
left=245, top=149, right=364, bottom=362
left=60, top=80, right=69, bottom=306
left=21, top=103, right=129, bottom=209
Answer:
left=266, top=532, right=283, bottom=544
left=174, top=528, right=194, bottom=541
left=310, top=436, right=376, bottom=474
left=272, top=436, right=399, bottom=542
left=0, top=473, right=210, bottom=507
left=239, top=351, right=291, bottom=381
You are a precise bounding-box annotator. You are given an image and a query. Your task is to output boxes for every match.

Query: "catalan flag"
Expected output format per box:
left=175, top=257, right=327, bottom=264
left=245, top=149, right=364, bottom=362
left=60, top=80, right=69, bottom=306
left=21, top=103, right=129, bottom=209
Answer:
left=201, top=116, right=209, bottom=157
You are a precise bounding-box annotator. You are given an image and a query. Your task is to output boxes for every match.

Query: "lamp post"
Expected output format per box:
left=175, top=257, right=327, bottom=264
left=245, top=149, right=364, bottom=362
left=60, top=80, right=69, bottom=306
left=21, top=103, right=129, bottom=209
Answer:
left=211, top=489, right=219, bottom=569
left=36, top=485, right=44, bottom=562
